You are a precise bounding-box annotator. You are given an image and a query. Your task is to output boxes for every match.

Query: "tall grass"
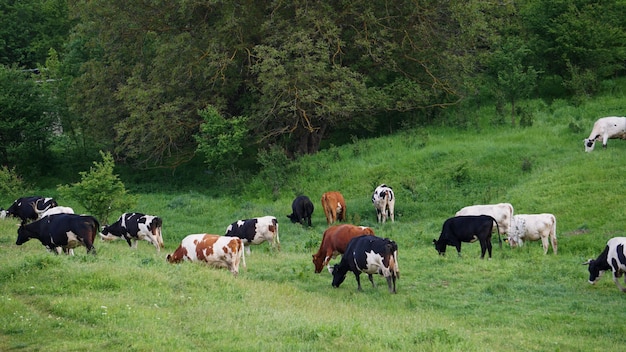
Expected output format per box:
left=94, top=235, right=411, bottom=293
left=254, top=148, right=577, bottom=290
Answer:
left=1, top=88, right=626, bottom=350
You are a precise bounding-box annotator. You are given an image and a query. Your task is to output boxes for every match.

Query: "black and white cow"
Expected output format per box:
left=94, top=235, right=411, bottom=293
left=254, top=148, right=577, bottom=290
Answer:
left=372, top=184, right=395, bottom=223
left=286, top=195, right=314, bottom=227
left=433, top=215, right=501, bottom=259
left=6, top=196, right=58, bottom=225
left=329, top=235, right=399, bottom=294
left=584, top=237, right=626, bottom=293
left=225, top=216, right=280, bottom=253
left=16, top=213, right=99, bottom=255
left=100, top=213, right=164, bottom=252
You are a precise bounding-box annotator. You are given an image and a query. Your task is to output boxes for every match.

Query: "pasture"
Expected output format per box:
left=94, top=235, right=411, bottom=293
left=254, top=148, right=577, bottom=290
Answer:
left=1, top=95, right=626, bottom=350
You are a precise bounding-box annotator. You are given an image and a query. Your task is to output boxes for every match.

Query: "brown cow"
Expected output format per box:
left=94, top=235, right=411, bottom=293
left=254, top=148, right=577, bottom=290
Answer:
left=312, top=224, right=375, bottom=273
left=321, top=191, right=346, bottom=225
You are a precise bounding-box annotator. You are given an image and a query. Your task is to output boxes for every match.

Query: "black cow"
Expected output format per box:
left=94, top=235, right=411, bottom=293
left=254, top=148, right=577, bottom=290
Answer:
left=433, top=215, right=502, bottom=259
left=224, top=216, right=280, bottom=253
left=583, top=237, right=626, bottom=292
left=16, top=213, right=99, bottom=255
left=100, top=213, right=164, bottom=252
left=286, top=195, right=314, bottom=227
left=6, top=196, right=58, bottom=225
left=329, top=235, right=399, bottom=294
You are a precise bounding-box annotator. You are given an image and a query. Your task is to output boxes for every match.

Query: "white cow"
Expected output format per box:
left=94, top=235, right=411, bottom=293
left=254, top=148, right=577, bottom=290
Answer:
left=372, top=184, right=395, bottom=223
left=38, top=206, right=75, bottom=219
left=583, top=116, right=626, bottom=152
left=507, top=213, right=557, bottom=255
left=455, top=203, right=514, bottom=235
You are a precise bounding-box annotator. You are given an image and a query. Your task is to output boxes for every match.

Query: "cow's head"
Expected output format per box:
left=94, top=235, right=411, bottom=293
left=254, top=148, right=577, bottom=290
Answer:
left=312, top=253, right=324, bottom=273
left=16, top=226, right=32, bottom=245
left=286, top=213, right=298, bottom=223
left=329, top=264, right=346, bottom=288
left=433, top=239, right=446, bottom=255
left=506, top=234, right=522, bottom=248
left=583, top=259, right=605, bottom=284
left=584, top=138, right=596, bottom=152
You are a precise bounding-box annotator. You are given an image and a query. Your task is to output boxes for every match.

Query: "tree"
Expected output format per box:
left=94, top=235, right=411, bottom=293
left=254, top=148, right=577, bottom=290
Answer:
left=57, top=151, right=136, bottom=224
left=0, top=65, right=55, bottom=174
left=0, top=0, right=73, bottom=68
left=194, top=105, right=249, bottom=170
left=487, top=38, right=539, bottom=126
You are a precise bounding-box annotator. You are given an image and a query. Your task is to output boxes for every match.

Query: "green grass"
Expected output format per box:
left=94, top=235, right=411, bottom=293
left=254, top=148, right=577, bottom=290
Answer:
left=2, top=90, right=626, bottom=350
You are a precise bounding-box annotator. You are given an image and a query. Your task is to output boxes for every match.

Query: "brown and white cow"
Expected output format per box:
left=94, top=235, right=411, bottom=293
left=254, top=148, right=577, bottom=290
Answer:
left=321, top=191, right=346, bottom=225
left=166, top=234, right=246, bottom=276
left=507, top=213, right=557, bottom=255
left=455, top=202, right=514, bottom=236
left=225, top=215, right=279, bottom=253
left=372, top=184, right=395, bottom=223
left=312, top=224, right=375, bottom=273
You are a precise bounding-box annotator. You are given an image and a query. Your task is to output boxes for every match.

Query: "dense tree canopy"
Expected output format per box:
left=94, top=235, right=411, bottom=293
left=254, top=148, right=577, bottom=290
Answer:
left=1, top=0, right=625, bottom=176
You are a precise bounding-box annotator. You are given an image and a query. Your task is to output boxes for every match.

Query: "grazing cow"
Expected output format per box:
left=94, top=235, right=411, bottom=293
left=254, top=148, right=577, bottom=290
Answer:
left=166, top=234, right=245, bottom=276
left=312, top=224, right=375, bottom=273
left=583, top=116, right=626, bottom=152
left=372, top=184, right=395, bottom=223
left=455, top=202, right=514, bottom=236
left=321, top=191, right=346, bottom=225
left=16, top=213, right=99, bottom=255
left=583, top=237, right=626, bottom=292
left=433, top=215, right=501, bottom=259
left=225, top=216, right=280, bottom=253
left=99, top=213, right=164, bottom=252
left=329, top=235, right=399, bottom=293
left=38, top=206, right=75, bottom=219
left=287, top=195, right=314, bottom=227
left=6, top=196, right=58, bottom=225
left=507, top=213, right=558, bottom=255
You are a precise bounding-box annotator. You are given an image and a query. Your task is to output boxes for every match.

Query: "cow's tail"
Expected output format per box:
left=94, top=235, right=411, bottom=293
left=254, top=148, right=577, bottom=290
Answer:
left=551, top=215, right=558, bottom=255
left=239, top=239, right=246, bottom=269
left=88, top=217, right=99, bottom=255
left=495, top=221, right=502, bottom=249
left=273, top=219, right=280, bottom=251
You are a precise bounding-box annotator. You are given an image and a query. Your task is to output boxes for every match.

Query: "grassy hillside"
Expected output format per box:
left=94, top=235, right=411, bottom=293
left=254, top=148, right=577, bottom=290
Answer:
left=1, top=89, right=626, bottom=350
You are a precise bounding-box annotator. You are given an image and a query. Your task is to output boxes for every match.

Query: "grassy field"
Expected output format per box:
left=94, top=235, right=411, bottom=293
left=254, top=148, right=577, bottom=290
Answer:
left=1, top=91, right=626, bottom=350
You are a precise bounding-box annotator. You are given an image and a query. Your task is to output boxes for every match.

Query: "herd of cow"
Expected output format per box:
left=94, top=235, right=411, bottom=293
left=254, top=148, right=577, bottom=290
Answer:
left=2, top=181, right=626, bottom=294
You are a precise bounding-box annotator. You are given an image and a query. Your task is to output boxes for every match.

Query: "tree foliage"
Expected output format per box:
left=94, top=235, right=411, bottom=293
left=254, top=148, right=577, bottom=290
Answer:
left=2, top=0, right=626, bottom=175
left=57, top=151, right=136, bottom=224
left=194, top=105, right=249, bottom=170
left=0, top=65, right=56, bottom=174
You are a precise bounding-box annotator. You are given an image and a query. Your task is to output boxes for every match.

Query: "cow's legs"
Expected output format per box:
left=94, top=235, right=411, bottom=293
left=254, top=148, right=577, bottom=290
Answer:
left=541, top=236, right=550, bottom=255
left=354, top=273, right=363, bottom=291
left=612, top=272, right=626, bottom=292
left=368, top=274, right=376, bottom=288
left=454, top=243, right=462, bottom=257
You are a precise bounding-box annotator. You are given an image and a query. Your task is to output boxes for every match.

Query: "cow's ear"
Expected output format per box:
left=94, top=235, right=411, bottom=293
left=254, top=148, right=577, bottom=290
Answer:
left=582, top=259, right=593, bottom=265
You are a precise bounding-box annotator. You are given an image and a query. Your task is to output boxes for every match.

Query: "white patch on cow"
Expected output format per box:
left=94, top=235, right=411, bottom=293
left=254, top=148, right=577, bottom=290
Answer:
left=237, top=220, right=245, bottom=227
left=361, top=250, right=391, bottom=277
left=39, top=206, right=74, bottom=219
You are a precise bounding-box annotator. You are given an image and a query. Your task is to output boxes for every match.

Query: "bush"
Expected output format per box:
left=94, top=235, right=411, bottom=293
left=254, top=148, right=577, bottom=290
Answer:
left=0, top=166, right=25, bottom=201
left=57, top=151, right=136, bottom=223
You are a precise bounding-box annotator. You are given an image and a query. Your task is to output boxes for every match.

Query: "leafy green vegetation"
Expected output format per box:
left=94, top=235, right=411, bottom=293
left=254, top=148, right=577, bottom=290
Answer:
left=1, top=91, right=626, bottom=350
